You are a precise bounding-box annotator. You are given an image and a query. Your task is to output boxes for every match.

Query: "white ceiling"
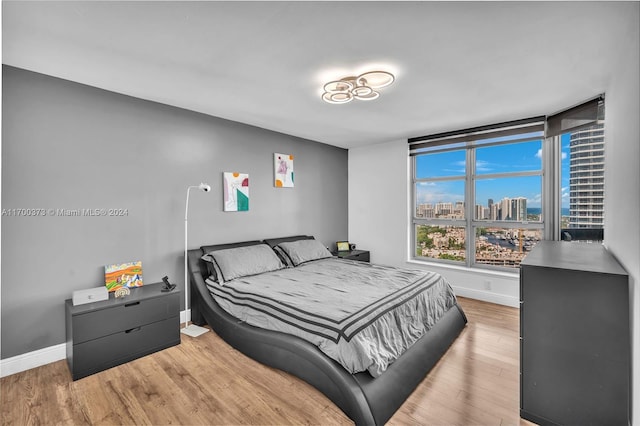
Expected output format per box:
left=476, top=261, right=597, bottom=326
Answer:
left=2, top=1, right=635, bottom=149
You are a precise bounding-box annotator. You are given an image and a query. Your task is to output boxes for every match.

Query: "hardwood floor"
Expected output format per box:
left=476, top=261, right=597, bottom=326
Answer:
left=1, top=297, right=535, bottom=425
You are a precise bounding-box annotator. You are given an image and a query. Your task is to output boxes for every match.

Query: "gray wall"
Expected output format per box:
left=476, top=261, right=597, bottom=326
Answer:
left=1, top=65, right=348, bottom=359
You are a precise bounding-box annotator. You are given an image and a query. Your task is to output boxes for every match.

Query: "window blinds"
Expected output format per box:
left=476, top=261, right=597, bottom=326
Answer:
left=408, top=116, right=545, bottom=155
left=408, top=95, right=604, bottom=154
left=545, top=95, right=605, bottom=137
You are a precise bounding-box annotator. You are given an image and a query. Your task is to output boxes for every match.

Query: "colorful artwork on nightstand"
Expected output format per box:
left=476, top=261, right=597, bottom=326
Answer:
left=274, top=153, right=294, bottom=188
left=105, top=261, right=143, bottom=292
left=223, top=172, right=249, bottom=211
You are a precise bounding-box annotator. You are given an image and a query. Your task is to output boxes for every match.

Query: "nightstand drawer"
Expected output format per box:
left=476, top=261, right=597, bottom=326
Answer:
left=333, top=249, right=370, bottom=263
left=348, top=251, right=370, bottom=262
left=72, top=293, right=179, bottom=343
left=72, top=316, right=179, bottom=379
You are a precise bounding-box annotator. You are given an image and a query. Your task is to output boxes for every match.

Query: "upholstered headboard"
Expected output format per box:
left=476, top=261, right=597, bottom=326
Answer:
left=263, top=235, right=315, bottom=248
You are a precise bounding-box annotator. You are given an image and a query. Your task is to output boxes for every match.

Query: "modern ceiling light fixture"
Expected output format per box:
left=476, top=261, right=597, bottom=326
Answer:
left=322, top=70, right=395, bottom=104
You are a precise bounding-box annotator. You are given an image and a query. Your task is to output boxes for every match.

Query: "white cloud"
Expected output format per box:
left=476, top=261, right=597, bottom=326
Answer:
left=524, top=193, right=542, bottom=208
left=476, top=160, right=492, bottom=173
left=536, top=148, right=567, bottom=160
left=416, top=182, right=464, bottom=204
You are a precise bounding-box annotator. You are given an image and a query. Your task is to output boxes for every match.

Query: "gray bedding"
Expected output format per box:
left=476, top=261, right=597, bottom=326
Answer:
left=206, top=257, right=458, bottom=377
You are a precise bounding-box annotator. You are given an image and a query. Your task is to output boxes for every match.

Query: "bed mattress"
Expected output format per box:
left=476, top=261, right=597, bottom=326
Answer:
left=206, top=258, right=458, bottom=377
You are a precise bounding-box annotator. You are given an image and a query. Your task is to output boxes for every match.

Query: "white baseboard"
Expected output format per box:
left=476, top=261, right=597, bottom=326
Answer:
left=0, top=343, right=66, bottom=378
left=452, top=286, right=520, bottom=308
left=0, top=309, right=190, bottom=378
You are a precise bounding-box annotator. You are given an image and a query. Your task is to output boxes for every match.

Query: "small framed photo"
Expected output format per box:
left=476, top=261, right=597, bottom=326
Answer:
left=336, top=241, right=350, bottom=252
left=105, top=261, right=143, bottom=292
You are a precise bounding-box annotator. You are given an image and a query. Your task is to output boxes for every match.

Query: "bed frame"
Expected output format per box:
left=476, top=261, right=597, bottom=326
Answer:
left=186, top=236, right=467, bottom=426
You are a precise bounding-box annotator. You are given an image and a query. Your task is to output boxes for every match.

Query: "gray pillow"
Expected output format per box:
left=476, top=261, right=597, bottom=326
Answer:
left=209, top=244, right=284, bottom=282
left=277, top=239, right=333, bottom=266
left=201, top=253, right=226, bottom=284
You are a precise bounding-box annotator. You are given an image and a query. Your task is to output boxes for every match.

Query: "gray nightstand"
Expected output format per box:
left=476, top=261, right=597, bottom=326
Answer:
left=332, top=249, right=370, bottom=263
left=65, top=282, right=180, bottom=380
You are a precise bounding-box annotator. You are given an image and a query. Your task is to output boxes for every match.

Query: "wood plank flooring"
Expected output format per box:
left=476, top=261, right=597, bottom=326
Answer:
left=1, top=297, right=535, bottom=425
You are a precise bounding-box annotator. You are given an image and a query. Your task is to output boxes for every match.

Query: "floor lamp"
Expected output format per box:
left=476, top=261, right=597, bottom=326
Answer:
left=181, top=182, right=211, bottom=338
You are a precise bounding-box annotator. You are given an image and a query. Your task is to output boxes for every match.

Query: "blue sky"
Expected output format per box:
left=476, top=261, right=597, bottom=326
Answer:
left=416, top=134, right=571, bottom=209
left=560, top=133, right=571, bottom=208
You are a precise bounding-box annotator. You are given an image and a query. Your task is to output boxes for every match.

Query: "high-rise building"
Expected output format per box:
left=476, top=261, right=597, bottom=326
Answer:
left=500, top=198, right=511, bottom=220
left=569, top=123, right=605, bottom=228
left=435, top=202, right=453, bottom=216
left=417, top=203, right=435, bottom=218
left=490, top=203, right=499, bottom=220
left=511, top=197, right=527, bottom=221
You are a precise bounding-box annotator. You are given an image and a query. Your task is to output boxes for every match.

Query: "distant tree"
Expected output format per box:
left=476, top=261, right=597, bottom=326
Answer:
left=439, top=253, right=465, bottom=261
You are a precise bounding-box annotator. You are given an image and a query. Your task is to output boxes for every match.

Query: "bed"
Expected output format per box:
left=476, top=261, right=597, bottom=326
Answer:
left=187, top=235, right=467, bottom=425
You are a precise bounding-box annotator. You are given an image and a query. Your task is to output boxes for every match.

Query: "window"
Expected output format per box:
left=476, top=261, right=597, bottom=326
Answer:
left=411, top=117, right=545, bottom=269
left=409, top=96, right=605, bottom=270
left=562, top=124, right=605, bottom=230
left=550, top=96, right=606, bottom=242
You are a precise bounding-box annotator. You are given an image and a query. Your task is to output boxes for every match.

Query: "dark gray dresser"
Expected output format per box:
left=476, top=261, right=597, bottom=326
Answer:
left=66, top=283, right=180, bottom=380
left=520, top=241, right=629, bottom=425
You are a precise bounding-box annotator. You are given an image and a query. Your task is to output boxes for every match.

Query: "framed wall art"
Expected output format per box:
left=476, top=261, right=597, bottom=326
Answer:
left=223, top=172, right=249, bottom=211
left=274, top=153, right=294, bottom=188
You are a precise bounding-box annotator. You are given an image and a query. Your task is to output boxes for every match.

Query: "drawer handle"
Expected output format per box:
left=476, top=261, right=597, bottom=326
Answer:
left=125, top=327, right=141, bottom=334
left=124, top=301, right=140, bottom=307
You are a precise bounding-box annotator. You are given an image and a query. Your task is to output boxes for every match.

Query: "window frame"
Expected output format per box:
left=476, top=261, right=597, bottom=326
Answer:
left=411, top=133, right=548, bottom=271
left=409, top=95, right=605, bottom=271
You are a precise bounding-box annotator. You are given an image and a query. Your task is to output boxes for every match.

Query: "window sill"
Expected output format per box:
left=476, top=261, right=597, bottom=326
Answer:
left=406, top=258, right=519, bottom=279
